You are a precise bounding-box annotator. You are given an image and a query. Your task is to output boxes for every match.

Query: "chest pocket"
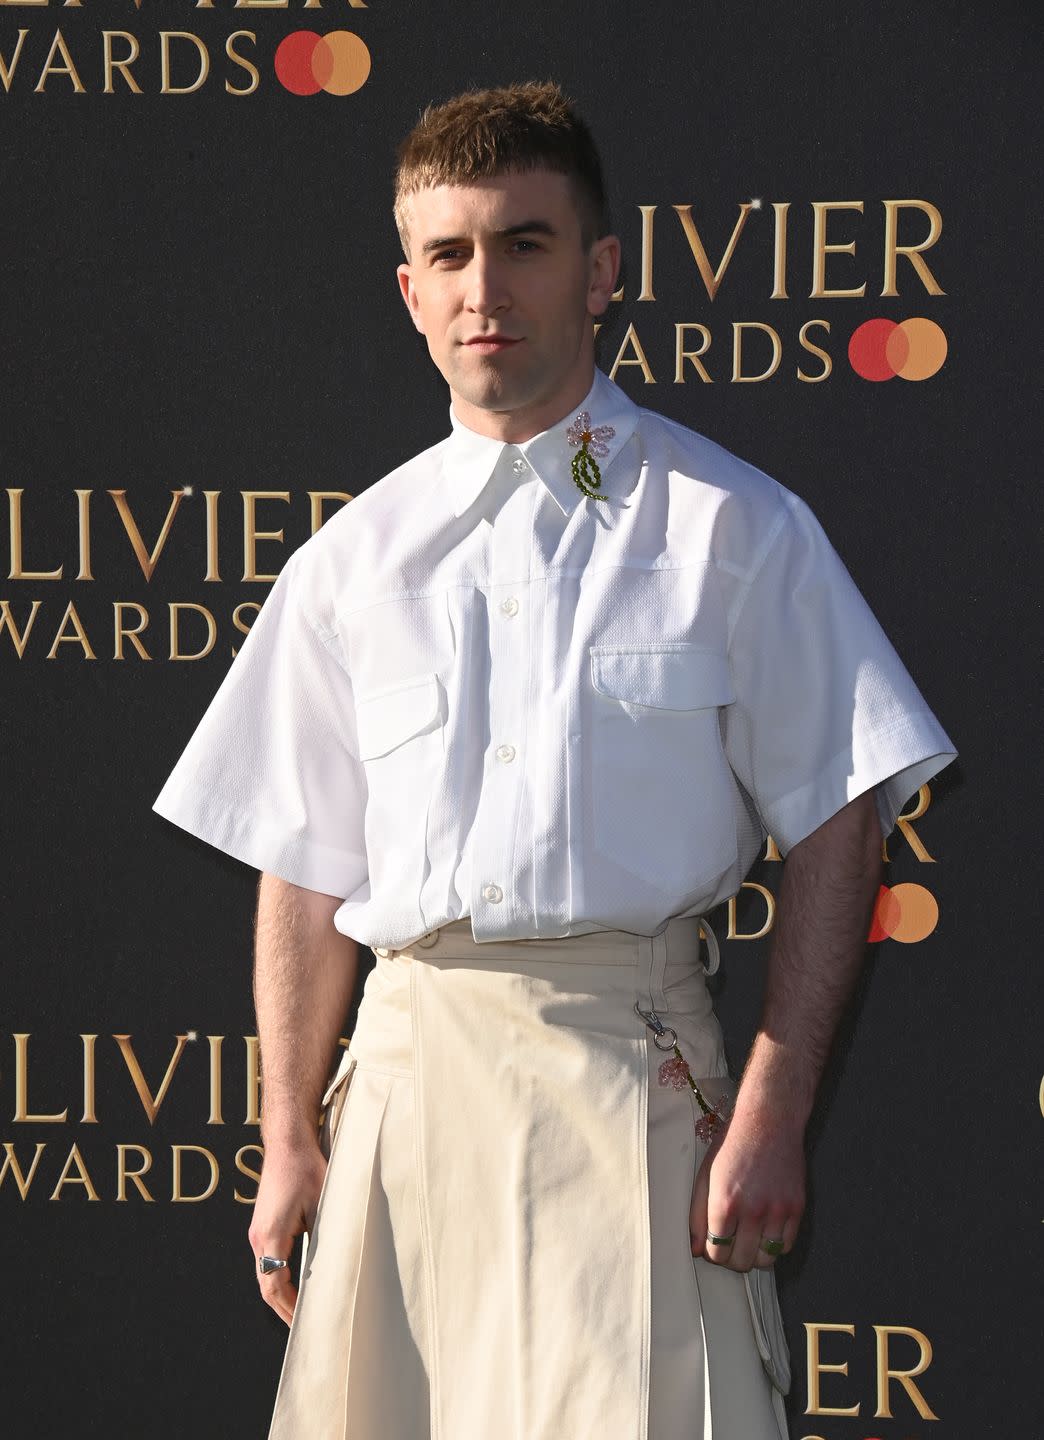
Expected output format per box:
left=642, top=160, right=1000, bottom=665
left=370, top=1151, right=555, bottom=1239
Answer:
left=587, top=644, right=739, bottom=891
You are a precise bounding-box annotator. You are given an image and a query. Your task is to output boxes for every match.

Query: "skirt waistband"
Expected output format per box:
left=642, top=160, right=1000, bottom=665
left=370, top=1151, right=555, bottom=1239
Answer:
left=372, top=914, right=720, bottom=975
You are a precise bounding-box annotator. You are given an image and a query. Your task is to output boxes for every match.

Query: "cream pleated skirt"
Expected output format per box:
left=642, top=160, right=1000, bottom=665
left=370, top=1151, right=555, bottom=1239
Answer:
left=266, top=916, right=791, bottom=1440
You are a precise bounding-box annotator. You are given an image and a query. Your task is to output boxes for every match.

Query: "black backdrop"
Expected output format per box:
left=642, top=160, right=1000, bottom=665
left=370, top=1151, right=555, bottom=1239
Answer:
left=2, top=3, right=1041, bottom=1436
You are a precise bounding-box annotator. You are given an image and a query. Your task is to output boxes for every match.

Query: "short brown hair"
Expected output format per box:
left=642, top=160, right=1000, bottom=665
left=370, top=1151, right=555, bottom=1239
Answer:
left=394, top=80, right=609, bottom=258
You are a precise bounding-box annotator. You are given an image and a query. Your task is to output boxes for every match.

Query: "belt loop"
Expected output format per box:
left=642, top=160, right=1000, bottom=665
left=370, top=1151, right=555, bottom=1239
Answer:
left=698, top=917, right=721, bottom=977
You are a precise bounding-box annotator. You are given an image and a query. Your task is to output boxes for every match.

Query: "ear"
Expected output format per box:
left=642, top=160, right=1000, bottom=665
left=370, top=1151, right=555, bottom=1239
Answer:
left=586, top=234, right=622, bottom=319
left=396, top=263, right=427, bottom=335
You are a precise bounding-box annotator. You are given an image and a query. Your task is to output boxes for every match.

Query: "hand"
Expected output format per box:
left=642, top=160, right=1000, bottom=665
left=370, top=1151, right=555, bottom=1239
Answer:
left=688, top=1114, right=806, bottom=1273
left=248, top=1138, right=328, bottom=1326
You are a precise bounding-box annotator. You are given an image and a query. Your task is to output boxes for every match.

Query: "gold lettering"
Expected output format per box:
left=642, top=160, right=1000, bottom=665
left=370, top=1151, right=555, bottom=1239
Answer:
left=8, top=488, right=63, bottom=579
left=171, top=1144, right=219, bottom=1201
left=810, top=202, right=866, bottom=299
left=204, top=489, right=222, bottom=580
left=13, top=1033, right=68, bottom=1122
left=75, top=489, right=93, bottom=580
left=727, top=882, right=775, bottom=940
left=46, top=601, right=95, bottom=659
left=771, top=202, right=790, bottom=299
left=112, top=1033, right=190, bottom=1125
left=50, top=1142, right=101, bottom=1200
left=160, top=31, right=209, bottom=96
left=882, top=200, right=944, bottom=297
left=797, top=319, right=832, bottom=382
left=34, top=28, right=86, bottom=93
left=673, top=203, right=753, bottom=301
left=168, top=601, right=217, bottom=660
left=0, top=28, right=30, bottom=91
left=117, top=1144, right=155, bottom=1201
left=0, top=1142, right=48, bottom=1197
left=81, top=1033, right=98, bottom=1124
left=0, top=599, right=44, bottom=658
left=608, top=322, right=656, bottom=384
left=114, top=602, right=152, bottom=660
left=234, top=1143, right=264, bottom=1203
left=873, top=1324, right=939, bottom=1419
left=108, top=488, right=186, bottom=582
left=883, top=783, right=936, bottom=864
left=804, top=1322, right=860, bottom=1416
left=674, top=324, right=712, bottom=384
left=225, top=30, right=259, bottom=96
left=245, top=1035, right=261, bottom=1126
left=637, top=204, right=656, bottom=302
left=242, top=491, right=290, bottom=581
left=732, top=321, right=782, bottom=383
left=208, top=1035, right=224, bottom=1125
left=102, top=30, right=141, bottom=93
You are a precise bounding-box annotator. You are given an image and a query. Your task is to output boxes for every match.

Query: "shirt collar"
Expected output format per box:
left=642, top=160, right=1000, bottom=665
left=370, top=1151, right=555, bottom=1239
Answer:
left=444, top=367, right=641, bottom=519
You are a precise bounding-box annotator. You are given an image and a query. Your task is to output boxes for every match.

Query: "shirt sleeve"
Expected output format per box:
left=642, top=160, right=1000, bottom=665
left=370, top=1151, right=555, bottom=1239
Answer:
left=151, top=549, right=369, bottom=899
left=722, top=487, right=958, bottom=857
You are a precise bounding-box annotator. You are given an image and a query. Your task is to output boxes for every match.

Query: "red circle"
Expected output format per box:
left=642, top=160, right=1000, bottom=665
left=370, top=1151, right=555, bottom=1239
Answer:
left=275, top=31, right=323, bottom=95
left=848, top=318, right=899, bottom=382
left=868, top=884, right=902, bottom=941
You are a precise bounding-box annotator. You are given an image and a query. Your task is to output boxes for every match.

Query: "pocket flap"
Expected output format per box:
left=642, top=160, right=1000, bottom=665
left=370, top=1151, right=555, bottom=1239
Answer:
left=590, top=645, right=735, bottom=710
left=355, top=673, right=441, bottom=759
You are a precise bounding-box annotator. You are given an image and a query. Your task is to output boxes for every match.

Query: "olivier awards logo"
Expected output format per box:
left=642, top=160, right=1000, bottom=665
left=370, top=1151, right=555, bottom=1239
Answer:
left=0, top=0, right=373, bottom=97
left=596, top=198, right=947, bottom=388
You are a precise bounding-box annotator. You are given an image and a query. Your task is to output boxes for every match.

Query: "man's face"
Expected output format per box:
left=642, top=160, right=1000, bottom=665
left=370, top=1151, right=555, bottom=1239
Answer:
left=396, top=169, right=620, bottom=440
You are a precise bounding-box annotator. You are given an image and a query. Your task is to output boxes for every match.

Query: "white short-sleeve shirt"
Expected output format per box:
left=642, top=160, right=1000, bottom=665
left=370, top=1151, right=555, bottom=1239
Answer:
left=152, top=367, right=957, bottom=947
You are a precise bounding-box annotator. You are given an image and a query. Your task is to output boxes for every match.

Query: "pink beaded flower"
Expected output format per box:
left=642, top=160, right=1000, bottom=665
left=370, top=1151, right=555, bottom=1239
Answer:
left=566, top=411, right=615, bottom=501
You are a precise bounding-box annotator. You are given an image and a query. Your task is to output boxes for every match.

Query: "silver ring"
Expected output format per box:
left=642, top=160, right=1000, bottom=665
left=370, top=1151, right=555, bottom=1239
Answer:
left=706, top=1229, right=737, bottom=1246
left=258, top=1255, right=289, bottom=1275
left=760, top=1236, right=785, bottom=1256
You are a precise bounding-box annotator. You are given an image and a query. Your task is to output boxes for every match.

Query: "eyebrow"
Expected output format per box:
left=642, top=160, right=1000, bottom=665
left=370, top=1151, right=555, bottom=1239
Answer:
left=421, top=220, right=558, bottom=255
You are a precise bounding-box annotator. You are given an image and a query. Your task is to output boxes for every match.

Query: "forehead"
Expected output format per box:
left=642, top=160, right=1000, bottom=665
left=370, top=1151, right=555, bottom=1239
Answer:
left=403, top=170, right=579, bottom=246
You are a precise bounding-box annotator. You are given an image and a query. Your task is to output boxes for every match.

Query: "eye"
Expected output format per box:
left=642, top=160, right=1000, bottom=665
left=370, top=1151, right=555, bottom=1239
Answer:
left=511, top=239, right=541, bottom=253
left=432, top=248, right=465, bottom=264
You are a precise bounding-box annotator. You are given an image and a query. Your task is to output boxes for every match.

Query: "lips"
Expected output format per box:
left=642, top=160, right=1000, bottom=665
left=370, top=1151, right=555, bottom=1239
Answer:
left=463, top=335, right=522, bottom=350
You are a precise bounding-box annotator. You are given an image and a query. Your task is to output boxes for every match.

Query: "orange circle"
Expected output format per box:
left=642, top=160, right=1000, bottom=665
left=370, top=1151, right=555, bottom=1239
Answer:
left=888, top=883, right=939, bottom=942
left=893, top=317, right=947, bottom=380
left=317, top=31, right=371, bottom=95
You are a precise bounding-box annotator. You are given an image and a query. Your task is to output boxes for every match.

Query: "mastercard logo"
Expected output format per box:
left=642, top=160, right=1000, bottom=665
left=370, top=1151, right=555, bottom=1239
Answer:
left=848, top=317, right=947, bottom=381
left=867, top=883, right=939, bottom=943
left=274, top=31, right=371, bottom=96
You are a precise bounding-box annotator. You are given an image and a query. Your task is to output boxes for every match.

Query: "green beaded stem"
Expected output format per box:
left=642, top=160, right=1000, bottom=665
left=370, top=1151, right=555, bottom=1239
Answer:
left=570, top=445, right=610, bottom=502
left=670, top=1042, right=716, bottom=1118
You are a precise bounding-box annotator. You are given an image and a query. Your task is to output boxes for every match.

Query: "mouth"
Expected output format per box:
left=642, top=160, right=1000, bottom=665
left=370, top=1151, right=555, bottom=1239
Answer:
left=462, top=336, right=523, bottom=354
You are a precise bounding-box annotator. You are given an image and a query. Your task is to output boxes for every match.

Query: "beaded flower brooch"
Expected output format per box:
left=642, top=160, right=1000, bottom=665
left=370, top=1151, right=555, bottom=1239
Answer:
left=635, top=1002, right=735, bottom=1145
left=566, top=410, right=615, bottom=502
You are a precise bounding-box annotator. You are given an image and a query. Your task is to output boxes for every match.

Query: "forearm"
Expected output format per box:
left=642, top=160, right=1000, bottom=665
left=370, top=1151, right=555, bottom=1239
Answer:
left=253, top=872, right=359, bottom=1150
left=732, top=789, right=884, bottom=1136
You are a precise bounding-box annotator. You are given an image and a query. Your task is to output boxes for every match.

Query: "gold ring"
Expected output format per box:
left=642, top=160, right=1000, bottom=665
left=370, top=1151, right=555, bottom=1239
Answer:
left=760, top=1236, right=785, bottom=1256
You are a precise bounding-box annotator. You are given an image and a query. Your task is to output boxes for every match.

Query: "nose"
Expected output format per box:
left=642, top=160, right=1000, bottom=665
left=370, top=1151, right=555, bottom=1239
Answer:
left=464, top=250, right=511, bottom=317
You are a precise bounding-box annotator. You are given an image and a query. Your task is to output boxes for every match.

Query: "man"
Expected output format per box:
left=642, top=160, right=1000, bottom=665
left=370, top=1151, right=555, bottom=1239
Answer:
left=153, top=81, right=956, bottom=1440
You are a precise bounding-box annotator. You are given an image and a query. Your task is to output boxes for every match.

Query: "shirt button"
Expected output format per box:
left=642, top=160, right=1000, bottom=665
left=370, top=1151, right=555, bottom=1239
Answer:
left=500, top=597, right=519, bottom=617
left=496, top=744, right=516, bottom=763
left=481, top=882, right=503, bottom=904
left=511, top=457, right=528, bottom=474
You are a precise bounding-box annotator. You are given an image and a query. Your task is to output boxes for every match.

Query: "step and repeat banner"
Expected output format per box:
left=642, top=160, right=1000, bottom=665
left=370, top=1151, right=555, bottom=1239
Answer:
left=2, top=3, right=1039, bottom=1435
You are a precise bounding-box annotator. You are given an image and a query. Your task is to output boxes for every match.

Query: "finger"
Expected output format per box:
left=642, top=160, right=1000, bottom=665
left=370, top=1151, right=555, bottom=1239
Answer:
left=717, top=1212, right=762, bottom=1273
left=688, top=1144, right=713, bottom=1256
left=753, top=1209, right=798, bottom=1269
left=256, top=1259, right=297, bottom=1326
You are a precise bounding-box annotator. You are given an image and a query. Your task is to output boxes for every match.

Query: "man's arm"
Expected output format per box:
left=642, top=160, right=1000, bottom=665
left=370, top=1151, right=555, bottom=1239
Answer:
left=689, top=788, right=883, bottom=1272
left=247, top=872, right=359, bottom=1325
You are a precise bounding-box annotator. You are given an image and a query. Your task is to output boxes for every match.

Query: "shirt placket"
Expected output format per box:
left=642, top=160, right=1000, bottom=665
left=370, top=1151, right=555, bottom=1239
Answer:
left=469, top=447, right=539, bottom=939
